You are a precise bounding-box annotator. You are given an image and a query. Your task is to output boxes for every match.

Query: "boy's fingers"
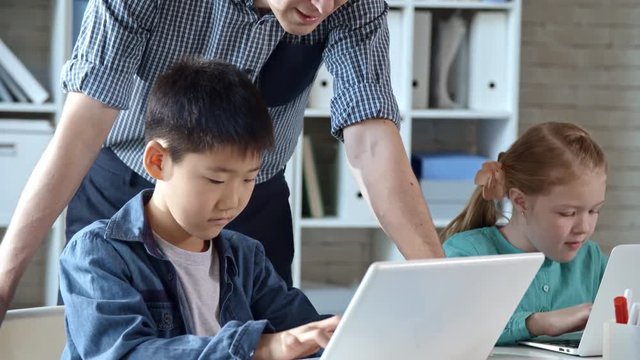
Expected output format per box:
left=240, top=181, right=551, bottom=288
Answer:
left=295, top=327, right=333, bottom=348
left=302, top=315, right=341, bottom=332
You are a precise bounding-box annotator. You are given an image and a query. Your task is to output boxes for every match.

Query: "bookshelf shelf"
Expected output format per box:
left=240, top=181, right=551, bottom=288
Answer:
left=0, top=103, right=57, bottom=114
left=412, top=1, right=513, bottom=10
left=300, top=216, right=450, bottom=229
left=300, top=217, right=379, bottom=229
left=410, top=109, right=512, bottom=120
left=303, top=108, right=331, bottom=118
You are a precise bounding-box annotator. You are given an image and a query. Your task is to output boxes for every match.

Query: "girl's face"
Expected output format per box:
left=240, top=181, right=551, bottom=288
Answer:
left=520, top=168, right=607, bottom=263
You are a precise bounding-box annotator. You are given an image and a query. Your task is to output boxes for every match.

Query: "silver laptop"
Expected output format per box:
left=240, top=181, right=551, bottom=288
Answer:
left=0, top=305, right=66, bottom=360
left=310, top=253, right=544, bottom=360
left=519, top=244, right=640, bottom=356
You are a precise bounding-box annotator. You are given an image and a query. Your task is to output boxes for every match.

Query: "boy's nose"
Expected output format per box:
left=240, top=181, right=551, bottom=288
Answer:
left=218, top=191, right=240, bottom=211
left=311, top=0, right=334, bottom=15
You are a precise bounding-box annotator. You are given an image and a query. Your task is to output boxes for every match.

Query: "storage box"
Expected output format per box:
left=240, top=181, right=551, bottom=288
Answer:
left=421, top=180, right=476, bottom=224
left=411, top=153, right=487, bottom=181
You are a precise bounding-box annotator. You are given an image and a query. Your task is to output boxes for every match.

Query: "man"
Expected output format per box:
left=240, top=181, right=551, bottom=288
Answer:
left=0, top=0, right=443, bottom=322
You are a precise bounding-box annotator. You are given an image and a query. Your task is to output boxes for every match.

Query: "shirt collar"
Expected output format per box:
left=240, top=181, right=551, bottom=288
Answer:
left=105, top=189, right=238, bottom=275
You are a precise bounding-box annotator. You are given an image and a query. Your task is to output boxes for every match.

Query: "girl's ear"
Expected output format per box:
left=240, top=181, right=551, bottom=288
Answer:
left=143, top=140, right=169, bottom=181
left=508, top=187, right=528, bottom=215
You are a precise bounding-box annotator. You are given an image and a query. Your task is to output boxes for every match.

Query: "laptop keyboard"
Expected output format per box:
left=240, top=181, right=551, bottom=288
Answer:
left=544, top=339, right=581, bottom=349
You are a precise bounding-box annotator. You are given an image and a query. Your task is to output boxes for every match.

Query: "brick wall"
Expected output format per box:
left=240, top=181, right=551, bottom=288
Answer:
left=520, top=0, right=640, bottom=253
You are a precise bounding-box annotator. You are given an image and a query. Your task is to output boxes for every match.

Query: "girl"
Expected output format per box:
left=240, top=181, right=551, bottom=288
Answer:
left=441, top=122, right=608, bottom=345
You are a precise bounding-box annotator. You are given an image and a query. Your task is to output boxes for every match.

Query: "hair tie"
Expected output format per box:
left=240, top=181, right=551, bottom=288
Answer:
left=474, top=161, right=506, bottom=201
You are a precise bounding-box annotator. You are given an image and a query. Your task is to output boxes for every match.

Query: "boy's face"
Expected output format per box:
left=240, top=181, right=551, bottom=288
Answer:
left=263, top=0, right=348, bottom=35
left=155, top=146, right=261, bottom=241
left=521, top=169, right=606, bottom=263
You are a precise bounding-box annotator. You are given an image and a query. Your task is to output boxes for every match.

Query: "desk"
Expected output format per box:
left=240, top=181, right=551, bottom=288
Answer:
left=491, top=346, right=602, bottom=359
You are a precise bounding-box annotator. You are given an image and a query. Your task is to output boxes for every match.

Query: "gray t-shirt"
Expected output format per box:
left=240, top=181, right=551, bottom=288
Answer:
left=155, top=233, right=221, bottom=336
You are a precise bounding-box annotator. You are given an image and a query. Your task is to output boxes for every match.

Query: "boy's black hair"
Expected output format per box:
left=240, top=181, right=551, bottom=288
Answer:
left=144, top=57, right=274, bottom=162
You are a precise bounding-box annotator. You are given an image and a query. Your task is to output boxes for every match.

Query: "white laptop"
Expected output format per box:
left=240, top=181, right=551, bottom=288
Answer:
left=0, top=305, right=66, bottom=360
left=309, top=253, right=544, bottom=360
left=519, top=244, right=640, bottom=356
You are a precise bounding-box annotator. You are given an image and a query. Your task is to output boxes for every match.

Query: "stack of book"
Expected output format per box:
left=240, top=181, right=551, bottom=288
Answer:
left=0, top=38, right=49, bottom=104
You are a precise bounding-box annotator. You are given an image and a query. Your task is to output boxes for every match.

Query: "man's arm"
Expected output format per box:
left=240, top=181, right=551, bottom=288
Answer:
left=0, top=93, right=118, bottom=322
left=343, top=119, right=444, bottom=259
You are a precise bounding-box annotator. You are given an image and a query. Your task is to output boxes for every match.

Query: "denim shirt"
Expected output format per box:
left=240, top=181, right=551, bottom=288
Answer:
left=59, top=190, right=323, bottom=359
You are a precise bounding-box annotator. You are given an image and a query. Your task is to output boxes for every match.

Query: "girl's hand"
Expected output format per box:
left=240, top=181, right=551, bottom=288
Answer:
left=254, top=315, right=341, bottom=360
left=526, top=303, right=592, bottom=337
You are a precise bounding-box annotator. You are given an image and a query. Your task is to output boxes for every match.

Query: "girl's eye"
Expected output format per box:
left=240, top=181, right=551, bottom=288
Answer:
left=208, top=179, right=224, bottom=184
left=244, top=178, right=256, bottom=183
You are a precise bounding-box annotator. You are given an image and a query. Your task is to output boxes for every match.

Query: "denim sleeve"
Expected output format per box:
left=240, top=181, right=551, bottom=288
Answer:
left=249, top=243, right=325, bottom=331
left=324, top=0, right=401, bottom=142
left=496, top=311, right=534, bottom=345
left=60, top=0, right=157, bottom=109
left=60, top=234, right=267, bottom=360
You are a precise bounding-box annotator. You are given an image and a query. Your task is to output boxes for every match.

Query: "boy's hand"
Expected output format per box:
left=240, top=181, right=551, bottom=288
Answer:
left=526, top=303, right=592, bottom=337
left=254, top=315, right=340, bottom=360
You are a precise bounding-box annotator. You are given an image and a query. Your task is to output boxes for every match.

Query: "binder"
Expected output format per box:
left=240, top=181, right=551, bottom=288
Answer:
left=303, top=135, right=325, bottom=218
left=308, top=63, right=333, bottom=109
left=0, top=65, right=28, bottom=102
left=468, top=12, right=508, bottom=111
left=0, top=72, right=13, bottom=102
left=413, top=11, right=432, bottom=109
left=0, top=38, right=49, bottom=104
left=387, top=9, right=405, bottom=109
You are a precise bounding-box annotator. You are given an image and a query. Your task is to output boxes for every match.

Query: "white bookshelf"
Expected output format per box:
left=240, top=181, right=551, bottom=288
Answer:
left=289, top=0, right=521, bottom=313
left=0, top=0, right=72, bottom=307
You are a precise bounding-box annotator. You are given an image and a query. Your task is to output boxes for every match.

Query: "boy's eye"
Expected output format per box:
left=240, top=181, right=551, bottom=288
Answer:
left=559, top=211, right=576, bottom=217
left=208, top=178, right=224, bottom=184
left=244, top=178, right=256, bottom=183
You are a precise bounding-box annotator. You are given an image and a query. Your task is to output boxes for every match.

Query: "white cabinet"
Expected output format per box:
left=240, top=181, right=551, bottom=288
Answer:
left=289, top=0, right=521, bottom=313
left=0, top=120, right=53, bottom=224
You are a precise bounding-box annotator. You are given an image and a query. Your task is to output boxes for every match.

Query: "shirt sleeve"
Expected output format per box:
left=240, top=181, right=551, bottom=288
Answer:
left=496, top=311, right=534, bottom=345
left=323, top=0, right=401, bottom=141
left=60, top=0, right=158, bottom=109
left=59, top=233, right=267, bottom=360
left=249, top=242, right=326, bottom=330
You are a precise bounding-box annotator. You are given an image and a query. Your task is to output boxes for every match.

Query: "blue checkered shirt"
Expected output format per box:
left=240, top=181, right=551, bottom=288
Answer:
left=61, top=0, right=400, bottom=183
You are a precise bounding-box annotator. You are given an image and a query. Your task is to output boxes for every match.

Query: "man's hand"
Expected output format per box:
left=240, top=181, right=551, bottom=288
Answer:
left=526, top=303, right=592, bottom=337
left=254, top=315, right=340, bottom=360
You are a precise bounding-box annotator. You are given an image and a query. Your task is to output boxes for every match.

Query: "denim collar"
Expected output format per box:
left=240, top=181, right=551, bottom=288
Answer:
left=105, top=189, right=239, bottom=276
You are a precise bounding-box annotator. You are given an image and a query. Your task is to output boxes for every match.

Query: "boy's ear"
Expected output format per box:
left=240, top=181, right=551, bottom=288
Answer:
left=143, top=140, right=169, bottom=181
left=508, top=187, right=528, bottom=214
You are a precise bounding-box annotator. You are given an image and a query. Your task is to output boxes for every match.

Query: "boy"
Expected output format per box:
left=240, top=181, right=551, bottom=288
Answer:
left=59, top=58, right=338, bottom=359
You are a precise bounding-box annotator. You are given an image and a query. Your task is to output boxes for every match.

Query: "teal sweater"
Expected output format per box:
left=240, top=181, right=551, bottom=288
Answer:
left=443, top=226, right=608, bottom=345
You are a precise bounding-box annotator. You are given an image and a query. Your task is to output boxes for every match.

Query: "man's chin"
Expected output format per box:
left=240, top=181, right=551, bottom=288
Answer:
left=280, top=23, right=317, bottom=36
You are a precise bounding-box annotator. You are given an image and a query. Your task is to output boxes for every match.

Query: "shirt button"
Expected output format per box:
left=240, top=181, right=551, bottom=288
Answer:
left=543, top=285, right=550, bottom=292
left=168, top=272, right=174, bottom=280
